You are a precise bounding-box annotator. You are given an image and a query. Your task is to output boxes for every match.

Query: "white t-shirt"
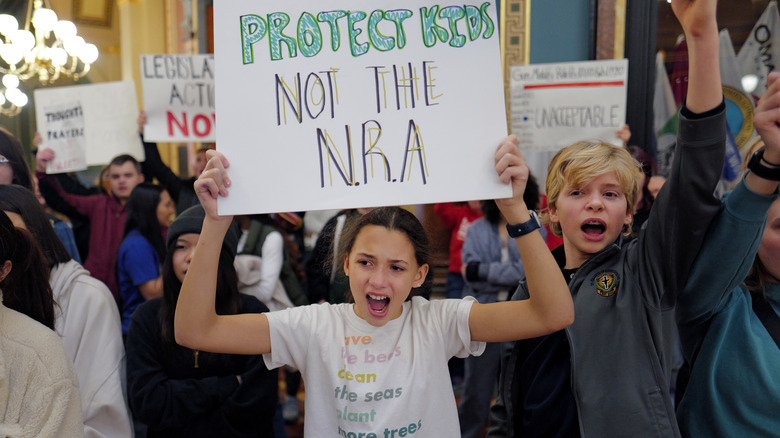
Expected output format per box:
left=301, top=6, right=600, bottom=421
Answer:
left=264, top=296, right=485, bottom=437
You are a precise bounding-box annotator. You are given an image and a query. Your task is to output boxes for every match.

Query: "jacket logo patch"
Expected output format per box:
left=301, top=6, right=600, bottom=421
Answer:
left=591, top=270, right=619, bottom=297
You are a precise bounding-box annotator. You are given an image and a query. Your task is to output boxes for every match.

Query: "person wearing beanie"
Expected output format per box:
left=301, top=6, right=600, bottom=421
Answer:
left=125, top=204, right=279, bottom=437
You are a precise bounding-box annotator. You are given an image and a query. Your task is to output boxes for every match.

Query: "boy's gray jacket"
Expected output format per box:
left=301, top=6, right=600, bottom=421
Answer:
left=488, top=106, right=726, bottom=438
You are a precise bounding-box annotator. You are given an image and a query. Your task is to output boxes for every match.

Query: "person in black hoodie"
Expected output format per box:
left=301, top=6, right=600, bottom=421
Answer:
left=125, top=205, right=278, bottom=437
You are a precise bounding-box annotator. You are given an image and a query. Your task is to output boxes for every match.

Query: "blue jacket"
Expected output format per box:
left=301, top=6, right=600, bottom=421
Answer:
left=461, top=218, right=540, bottom=304
left=676, top=178, right=780, bottom=437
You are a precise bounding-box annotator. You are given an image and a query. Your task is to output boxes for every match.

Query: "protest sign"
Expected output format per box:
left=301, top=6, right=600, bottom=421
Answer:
left=141, top=54, right=216, bottom=142
left=213, top=0, right=509, bottom=215
left=509, top=59, right=628, bottom=187
left=35, top=81, right=144, bottom=168
left=38, top=101, right=87, bottom=173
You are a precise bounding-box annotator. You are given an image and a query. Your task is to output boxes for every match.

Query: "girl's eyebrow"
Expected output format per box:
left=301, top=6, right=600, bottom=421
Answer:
left=388, top=258, right=410, bottom=266
left=355, top=252, right=410, bottom=266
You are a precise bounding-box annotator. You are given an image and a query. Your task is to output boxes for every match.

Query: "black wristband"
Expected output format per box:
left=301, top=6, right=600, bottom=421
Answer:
left=747, top=147, right=780, bottom=181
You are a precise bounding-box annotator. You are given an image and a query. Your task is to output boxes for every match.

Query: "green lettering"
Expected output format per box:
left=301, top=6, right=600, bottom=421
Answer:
left=383, top=9, right=413, bottom=49
left=479, top=2, right=495, bottom=39
left=465, top=6, right=482, bottom=41
left=268, top=12, right=297, bottom=61
left=240, top=14, right=266, bottom=64
left=419, top=6, right=448, bottom=48
left=439, top=6, right=466, bottom=47
left=348, top=11, right=369, bottom=57
left=318, top=10, right=347, bottom=52
left=368, top=10, right=394, bottom=52
left=297, top=12, right=323, bottom=57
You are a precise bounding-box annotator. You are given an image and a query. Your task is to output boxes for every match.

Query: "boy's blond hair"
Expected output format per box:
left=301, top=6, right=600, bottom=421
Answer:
left=542, top=141, right=643, bottom=237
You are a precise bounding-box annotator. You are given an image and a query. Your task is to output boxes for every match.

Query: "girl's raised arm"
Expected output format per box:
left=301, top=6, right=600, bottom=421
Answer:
left=174, top=151, right=272, bottom=355
left=468, top=136, right=574, bottom=342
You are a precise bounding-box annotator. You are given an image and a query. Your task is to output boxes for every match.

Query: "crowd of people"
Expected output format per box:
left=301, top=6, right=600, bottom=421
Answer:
left=0, top=0, right=778, bottom=437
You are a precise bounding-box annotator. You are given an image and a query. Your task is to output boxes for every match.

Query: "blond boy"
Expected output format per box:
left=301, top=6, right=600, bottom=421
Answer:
left=487, top=0, right=725, bottom=436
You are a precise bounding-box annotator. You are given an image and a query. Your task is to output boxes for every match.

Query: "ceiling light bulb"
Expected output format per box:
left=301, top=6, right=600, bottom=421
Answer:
left=0, top=15, right=18, bottom=35
left=10, top=30, right=35, bottom=52
left=64, top=36, right=84, bottom=56
left=53, top=20, right=77, bottom=39
left=2, top=74, right=19, bottom=89
left=1, top=44, right=23, bottom=65
left=51, top=47, right=67, bottom=66
left=79, top=43, right=98, bottom=64
left=6, top=88, right=27, bottom=106
left=32, top=8, right=58, bottom=32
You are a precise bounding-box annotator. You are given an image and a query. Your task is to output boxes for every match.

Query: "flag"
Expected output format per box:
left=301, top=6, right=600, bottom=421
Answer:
left=720, top=29, right=745, bottom=93
left=654, top=51, right=678, bottom=178
left=654, top=51, right=677, bottom=136
left=736, top=0, right=780, bottom=99
left=655, top=111, right=678, bottom=179
left=720, top=29, right=754, bottom=181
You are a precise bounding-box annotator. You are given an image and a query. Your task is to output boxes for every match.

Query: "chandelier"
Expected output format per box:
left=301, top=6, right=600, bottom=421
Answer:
left=0, top=74, right=27, bottom=116
left=0, top=0, right=99, bottom=116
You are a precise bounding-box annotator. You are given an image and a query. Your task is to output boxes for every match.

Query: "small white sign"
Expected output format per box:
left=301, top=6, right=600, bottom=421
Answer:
left=510, top=59, right=628, bottom=187
left=140, top=54, right=216, bottom=142
left=214, top=0, right=509, bottom=215
left=40, top=101, right=87, bottom=174
left=34, top=81, right=144, bottom=167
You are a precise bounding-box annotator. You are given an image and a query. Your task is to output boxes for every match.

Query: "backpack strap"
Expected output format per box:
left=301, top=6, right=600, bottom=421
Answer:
left=240, top=220, right=265, bottom=256
left=752, top=293, right=780, bottom=350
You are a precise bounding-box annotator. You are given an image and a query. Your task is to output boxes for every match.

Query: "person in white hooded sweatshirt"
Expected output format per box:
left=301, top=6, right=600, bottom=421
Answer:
left=0, top=184, right=133, bottom=438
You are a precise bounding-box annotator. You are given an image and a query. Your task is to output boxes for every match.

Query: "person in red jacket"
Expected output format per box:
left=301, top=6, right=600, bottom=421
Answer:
left=37, top=149, right=145, bottom=301
left=434, top=202, right=483, bottom=300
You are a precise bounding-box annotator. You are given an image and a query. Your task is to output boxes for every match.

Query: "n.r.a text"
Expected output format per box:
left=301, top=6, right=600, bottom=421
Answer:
left=317, top=119, right=429, bottom=188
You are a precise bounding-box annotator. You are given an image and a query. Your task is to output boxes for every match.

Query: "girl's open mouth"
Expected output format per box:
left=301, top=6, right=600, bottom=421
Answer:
left=366, top=294, right=389, bottom=316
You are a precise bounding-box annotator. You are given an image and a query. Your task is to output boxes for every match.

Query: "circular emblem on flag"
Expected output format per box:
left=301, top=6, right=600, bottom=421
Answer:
left=722, top=85, right=755, bottom=149
left=591, top=270, right=619, bottom=297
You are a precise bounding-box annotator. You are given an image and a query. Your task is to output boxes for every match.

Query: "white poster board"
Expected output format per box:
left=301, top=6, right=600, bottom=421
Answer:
left=38, top=101, right=87, bottom=173
left=214, top=0, right=509, bottom=215
left=35, top=81, right=144, bottom=168
left=140, top=54, right=216, bottom=142
left=509, top=59, right=628, bottom=189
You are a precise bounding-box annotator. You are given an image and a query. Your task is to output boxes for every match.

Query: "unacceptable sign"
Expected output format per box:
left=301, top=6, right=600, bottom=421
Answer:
left=35, top=81, right=144, bottom=167
left=40, top=101, right=87, bottom=173
left=141, top=54, right=216, bottom=142
left=214, top=0, right=509, bottom=215
left=510, top=59, right=628, bottom=186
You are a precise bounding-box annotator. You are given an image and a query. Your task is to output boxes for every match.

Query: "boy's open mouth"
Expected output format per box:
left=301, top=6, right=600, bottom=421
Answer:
left=366, top=293, right=389, bottom=316
left=581, top=220, right=606, bottom=236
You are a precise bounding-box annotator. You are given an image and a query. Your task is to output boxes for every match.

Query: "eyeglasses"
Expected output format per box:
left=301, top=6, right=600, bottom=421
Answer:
left=0, top=155, right=8, bottom=164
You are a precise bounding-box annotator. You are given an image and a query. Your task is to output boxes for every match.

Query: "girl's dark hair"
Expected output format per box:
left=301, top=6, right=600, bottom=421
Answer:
left=123, top=183, right=167, bottom=261
left=744, top=257, right=772, bottom=299
left=0, top=184, right=72, bottom=268
left=158, top=236, right=242, bottom=357
left=0, top=211, right=55, bottom=329
left=483, top=172, right=541, bottom=225
left=0, top=127, right=33, bottom=191
left=336, top=207, right=431, bottom=301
